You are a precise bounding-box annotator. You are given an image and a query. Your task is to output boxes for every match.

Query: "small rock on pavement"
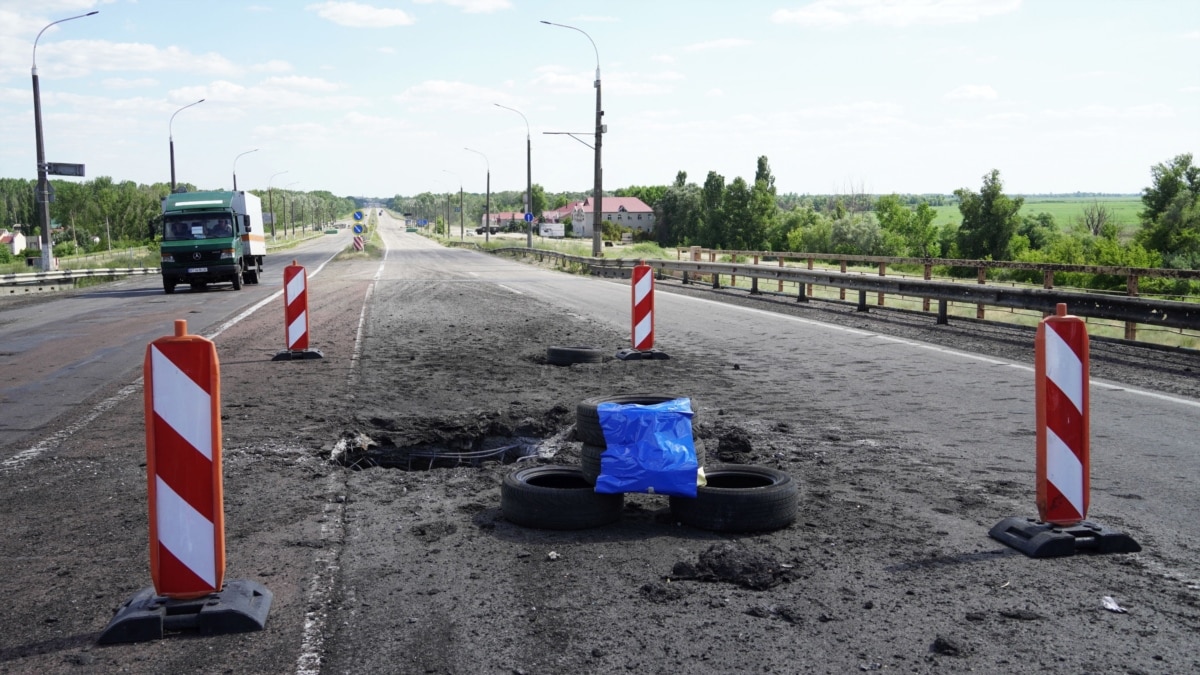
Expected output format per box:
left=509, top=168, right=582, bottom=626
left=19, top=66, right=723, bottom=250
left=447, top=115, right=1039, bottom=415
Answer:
left=931, top=635, right=965, bottom=656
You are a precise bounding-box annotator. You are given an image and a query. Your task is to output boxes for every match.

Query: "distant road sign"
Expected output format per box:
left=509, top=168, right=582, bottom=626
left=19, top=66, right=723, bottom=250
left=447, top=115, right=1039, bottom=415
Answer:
left=46, top=162, right=85, bottom=177
left=524, top=212, right=534, bottom=222
left=353, top=224, right=363, bottom=234
left=353, top=211, right=363, bottom=220
left=418, top=219, right=428, bottom=226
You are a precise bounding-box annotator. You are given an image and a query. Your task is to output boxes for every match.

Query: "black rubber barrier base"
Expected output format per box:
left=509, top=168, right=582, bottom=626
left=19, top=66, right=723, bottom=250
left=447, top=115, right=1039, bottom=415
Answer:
left=615, top=348, right=670, bottom=361
left=989, top=517, right=1141, bottom=559
left=272, top=348, right=324, bottom=361
left=98, top=579, right=273, bottom=645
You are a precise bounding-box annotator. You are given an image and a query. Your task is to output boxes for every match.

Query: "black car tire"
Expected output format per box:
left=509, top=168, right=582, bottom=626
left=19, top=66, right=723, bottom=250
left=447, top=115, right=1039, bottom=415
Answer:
left=501, top=465, right=623, bottom=530
left=547, top=346, right=604, bottom=366
left=575, top=394, right=690, bottom=447
left=668, top=464, right=798, bottom=533
left=163, top=277, right=176, bottom=295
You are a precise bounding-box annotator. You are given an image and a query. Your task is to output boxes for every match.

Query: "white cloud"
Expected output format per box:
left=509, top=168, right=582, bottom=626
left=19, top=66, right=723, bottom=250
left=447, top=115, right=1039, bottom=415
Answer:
left=566, top=15, right=620, bottom=23
left=683, top=38, right=752, bottom=52
left=306, top=2, right=416, bottom=28
left=1185, top=30, right=1200, bottom=40
left=651, top=54, right=675, bottom=64
left=395, top=79, right=517, bottom=112
left=1180, top=85, right=1200, bottom=93
left=378, top=46, right=397, bottom=55
left=102, top=77, right=158, bottom=89
left=944, top=84, right=998, bottom=101
left=259, top=75, right=342, bottom=93
left=1042, top=103, right=1175, bottom=120
left=772, top=0, right=1022, bottom=28
left=706, top=88, right=724, bottom=98
left=413, top=0, right=513, bottom=13
left=28, top=39, right=289, bottom=79
left=531, top=65, right=684, bottom=96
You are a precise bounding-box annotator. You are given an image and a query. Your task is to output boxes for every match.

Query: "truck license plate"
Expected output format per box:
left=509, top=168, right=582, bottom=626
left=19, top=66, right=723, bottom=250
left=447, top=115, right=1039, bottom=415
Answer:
left=188, top=267, right=208, bottom=273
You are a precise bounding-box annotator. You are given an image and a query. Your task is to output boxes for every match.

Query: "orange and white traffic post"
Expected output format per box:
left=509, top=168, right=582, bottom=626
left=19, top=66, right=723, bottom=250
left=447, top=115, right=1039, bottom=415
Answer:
left=617, top=260, right=669, bottom=360
left=144, top=319, right=226, bottom=598
left=274, top=259, right=323, bottom=360
left=99, top=320, right=272, bottom=643
left=1035, top=303, right=1089, bottom=525
left=988, top=303, right=1139, bottom=558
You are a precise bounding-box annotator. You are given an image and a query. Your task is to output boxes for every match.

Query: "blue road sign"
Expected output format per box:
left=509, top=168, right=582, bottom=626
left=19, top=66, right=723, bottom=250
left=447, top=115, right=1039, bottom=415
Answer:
left=353, top=223, right=364, bottom=234
left=524, top=212, right=534, bottom=222
left=418, top=219, right=428, bottom=226
left=353, top=211, right=363, bottom=220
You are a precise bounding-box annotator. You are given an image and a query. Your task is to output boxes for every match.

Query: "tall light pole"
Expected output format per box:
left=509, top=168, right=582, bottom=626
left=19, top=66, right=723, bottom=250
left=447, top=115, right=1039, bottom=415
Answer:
left=232, top=148, right=258, bottom=191
left=267, top=170, right=288, bottom=238
left=494, top=103, right=533, bottom=248
left=464, top=148, right=490, bottom=244
left=285, top=181, right=299, bottom=237
left=541, top=20, right=603, bottom=257
left=32, top=10, right=99, bottom=271
left=442, top=169, right=465, bottom=241
left=169, top=98, right=204, bottom=192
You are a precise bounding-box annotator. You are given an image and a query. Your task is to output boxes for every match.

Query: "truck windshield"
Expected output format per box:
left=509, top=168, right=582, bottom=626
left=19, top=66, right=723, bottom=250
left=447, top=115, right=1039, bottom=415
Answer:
left=164, top=216, right=234, bottom=241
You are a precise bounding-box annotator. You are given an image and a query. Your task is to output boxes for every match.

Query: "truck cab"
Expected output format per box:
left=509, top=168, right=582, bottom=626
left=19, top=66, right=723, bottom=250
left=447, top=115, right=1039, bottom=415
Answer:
left=160, top=191, right=266, bottom=294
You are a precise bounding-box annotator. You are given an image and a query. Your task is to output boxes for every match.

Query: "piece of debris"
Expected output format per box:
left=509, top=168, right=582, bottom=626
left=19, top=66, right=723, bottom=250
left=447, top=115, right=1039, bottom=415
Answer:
left=1102, top=596, right=1128, bottom=613
left=999, top=608, right=1044, bottom=621
left=667, top=543, right=795, bottom=590
left=547, top=551, right=560, bottom=561
left=931, top=635, right=964, bottom=656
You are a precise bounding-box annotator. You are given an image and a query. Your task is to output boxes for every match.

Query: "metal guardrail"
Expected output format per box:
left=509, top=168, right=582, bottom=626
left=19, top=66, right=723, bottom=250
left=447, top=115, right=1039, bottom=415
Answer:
left=0, top=267, right=159, bottom=287
left=493, top=248, right=1200, bottom=334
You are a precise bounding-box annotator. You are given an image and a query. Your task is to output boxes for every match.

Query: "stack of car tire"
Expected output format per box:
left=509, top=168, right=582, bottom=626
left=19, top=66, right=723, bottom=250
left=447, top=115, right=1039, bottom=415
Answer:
left=501, top=393, right=798, bottom=532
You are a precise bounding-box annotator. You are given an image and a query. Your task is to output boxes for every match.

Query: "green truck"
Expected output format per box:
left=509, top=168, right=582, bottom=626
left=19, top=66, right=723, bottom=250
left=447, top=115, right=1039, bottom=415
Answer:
left=160, top=191, right=267, bottom=294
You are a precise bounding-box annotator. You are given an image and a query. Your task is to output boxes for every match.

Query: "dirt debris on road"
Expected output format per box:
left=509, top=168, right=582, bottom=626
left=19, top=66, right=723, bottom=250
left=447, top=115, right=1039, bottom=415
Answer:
left=1, top=246, right=1198, bottom=674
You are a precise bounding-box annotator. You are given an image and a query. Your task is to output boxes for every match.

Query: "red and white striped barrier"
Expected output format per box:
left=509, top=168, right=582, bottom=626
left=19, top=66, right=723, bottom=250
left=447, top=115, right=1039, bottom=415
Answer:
left=1035, top=303, right=1090, bottom=526
left=284, top=260, right=310, bottom=351
left=144, top=319, right=225, bottom=599
left=632, top=261, right=654, bottom=351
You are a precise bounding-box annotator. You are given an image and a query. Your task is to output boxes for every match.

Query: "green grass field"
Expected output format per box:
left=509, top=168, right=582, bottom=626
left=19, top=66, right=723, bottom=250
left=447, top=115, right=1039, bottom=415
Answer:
left=931, top=195, right=1143, bottom=234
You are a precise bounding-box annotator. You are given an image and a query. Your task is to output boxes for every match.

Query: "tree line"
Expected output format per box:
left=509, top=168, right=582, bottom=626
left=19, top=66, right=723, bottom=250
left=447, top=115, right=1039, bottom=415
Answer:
left=0, top=177, right=356, bottom=263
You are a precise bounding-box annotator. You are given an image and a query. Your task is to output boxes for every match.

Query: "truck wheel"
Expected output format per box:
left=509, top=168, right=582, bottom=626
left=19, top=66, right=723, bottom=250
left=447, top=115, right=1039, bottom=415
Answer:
left=231, top=270, right=242, bottom=290
left=243, top=270, right=257, bottom=285
left=163, top=278, right=176, bottom=295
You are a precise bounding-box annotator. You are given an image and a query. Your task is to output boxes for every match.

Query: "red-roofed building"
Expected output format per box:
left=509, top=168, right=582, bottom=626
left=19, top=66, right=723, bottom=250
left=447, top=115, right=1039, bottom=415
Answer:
left=573, top=197, right=655, bottom=238
left=1, top=230, right=27, bottom=255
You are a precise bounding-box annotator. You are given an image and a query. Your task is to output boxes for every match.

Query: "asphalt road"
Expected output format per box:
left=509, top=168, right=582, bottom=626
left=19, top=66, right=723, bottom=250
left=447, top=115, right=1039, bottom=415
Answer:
left=2, top=212, right=1198, bottom=672
left=0, top=230, right=350, bottom=454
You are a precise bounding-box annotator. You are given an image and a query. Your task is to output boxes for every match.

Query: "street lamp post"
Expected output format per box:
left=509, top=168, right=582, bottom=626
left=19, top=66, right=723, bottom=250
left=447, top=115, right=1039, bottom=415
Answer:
left=541, top=20, right=603, bottom=257
left=495, top=103, right=533, bottom=248
left=267, top=170, right=288, bottom=238
left=442, top=169, right=464, bottom=240
left=284, top=181, right=299, bottom=237
left=32, top=10, right=99, bottom=271
left=169, top=98, right=204, bottom=192
left=232, top=148, right=258, bottom=191
left=464, top=148, right=490, bottom=244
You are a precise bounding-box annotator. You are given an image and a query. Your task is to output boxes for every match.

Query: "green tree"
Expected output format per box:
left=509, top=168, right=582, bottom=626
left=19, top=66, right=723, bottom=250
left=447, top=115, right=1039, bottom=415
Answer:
left=874, top=194, right=940, bottom=257
left=1136, top=153, right=1200, bottom=268
left=658, top=176, right=702, bottom=246
left=700, top=171, right=726, bottom=248
left=723, top=177, right=752, bottom=249
left=754, top=156, right=776, bottom=196
left=954, top=169, right=1023, bottom=260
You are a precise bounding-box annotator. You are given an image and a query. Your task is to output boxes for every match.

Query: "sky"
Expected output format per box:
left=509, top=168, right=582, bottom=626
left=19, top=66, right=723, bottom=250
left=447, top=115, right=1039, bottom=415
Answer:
left=0, top=0, right=1197, bottom=201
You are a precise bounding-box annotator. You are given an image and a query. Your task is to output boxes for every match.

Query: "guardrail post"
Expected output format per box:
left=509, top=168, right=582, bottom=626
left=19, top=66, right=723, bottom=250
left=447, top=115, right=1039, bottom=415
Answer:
left=1125, top=273, right=1139, bottom=341
left=923, top=263, right=932, bottom=312
left=777, top=258, right=784, bottom=292
left=857, top=290, right=868, bottom=312
left=1043, top=270, right=1055, bottom=317
left=976, top=266, right=987, bottom=319
left=797, top=279, right=808, bottom=303
left=839, top=261, right=847, bottom=300
left=937, top=299, right=949, bottom=324
left=808, top=258, right=814, bottom=298
left=682, top=270, right=690, bottom=285
left=877, top=262, right=886, bottom=307
left=712, top=271, right=721, bottom=289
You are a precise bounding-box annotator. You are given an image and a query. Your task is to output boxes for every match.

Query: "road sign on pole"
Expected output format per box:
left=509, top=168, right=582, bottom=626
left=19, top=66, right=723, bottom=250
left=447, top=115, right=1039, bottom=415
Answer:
left=46, top=162, right=85, bottom=177
left=524, top=212, right=534, bottom=222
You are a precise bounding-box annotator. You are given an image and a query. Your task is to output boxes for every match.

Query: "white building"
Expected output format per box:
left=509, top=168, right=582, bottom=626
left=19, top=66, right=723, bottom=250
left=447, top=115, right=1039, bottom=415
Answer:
left=572, top=197, right=656, bottom=238
left=1, top=230, right=27, bottom=255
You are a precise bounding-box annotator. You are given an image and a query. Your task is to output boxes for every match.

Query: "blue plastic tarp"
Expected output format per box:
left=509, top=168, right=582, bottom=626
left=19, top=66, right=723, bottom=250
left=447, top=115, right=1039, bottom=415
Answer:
left=595, top=398, right=698, bottom=497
